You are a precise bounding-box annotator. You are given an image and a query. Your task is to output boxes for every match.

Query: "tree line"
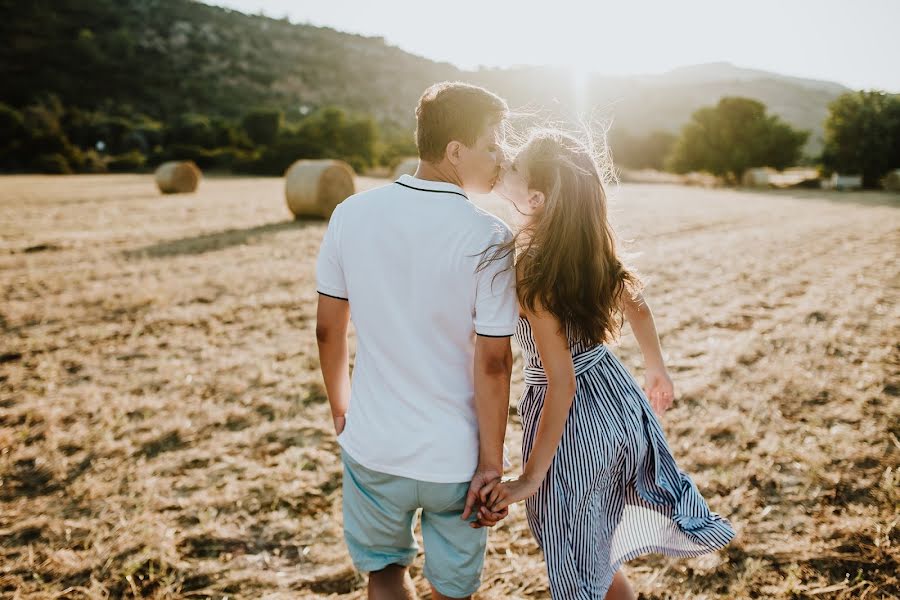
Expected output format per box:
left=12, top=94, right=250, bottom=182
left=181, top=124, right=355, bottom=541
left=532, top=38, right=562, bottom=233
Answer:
left=611, top=91, right=900, bottom=189
left=1, top=91, right=897, bottom=189
left=0, top=98, right=416, bottom=176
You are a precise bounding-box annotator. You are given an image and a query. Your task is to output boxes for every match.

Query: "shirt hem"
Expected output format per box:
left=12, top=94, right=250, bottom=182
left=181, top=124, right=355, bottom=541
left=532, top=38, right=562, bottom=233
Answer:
left=317, top=285, right=348, bottom=299
left=339, top=440, right=475, bottom=484
left=474, top=324, right=517, bottom=337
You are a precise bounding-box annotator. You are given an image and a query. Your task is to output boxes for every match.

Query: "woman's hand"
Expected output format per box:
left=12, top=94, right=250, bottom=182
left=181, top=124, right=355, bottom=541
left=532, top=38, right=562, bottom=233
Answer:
left=478, top=473, right=542, bottom=513
left=644, top=367, right=675, bottom=414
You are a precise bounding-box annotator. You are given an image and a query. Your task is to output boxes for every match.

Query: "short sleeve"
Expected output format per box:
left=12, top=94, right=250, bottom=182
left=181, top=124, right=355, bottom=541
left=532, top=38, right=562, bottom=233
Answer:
left=473, top=223, right=518, bottom=337
left=315, top=204, right=348, bottom=300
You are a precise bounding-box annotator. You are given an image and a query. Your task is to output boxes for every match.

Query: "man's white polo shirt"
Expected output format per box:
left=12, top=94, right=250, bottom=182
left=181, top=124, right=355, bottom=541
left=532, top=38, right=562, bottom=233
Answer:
left=316, top=174, right=518, bottom=483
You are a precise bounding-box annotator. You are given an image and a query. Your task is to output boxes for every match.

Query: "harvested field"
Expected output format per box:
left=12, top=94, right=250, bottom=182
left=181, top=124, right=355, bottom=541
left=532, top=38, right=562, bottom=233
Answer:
left=1, top=175, right=897, bottom=599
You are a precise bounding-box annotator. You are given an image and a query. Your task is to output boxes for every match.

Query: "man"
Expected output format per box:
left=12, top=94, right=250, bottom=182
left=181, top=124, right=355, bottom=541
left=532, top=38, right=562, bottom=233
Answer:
left=315, top=81, right=516, bottom=599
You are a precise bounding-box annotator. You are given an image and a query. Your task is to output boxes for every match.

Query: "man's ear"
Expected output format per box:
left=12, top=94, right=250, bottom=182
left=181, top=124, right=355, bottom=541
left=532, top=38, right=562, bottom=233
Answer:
left=529, top=190, right=545, bottom=210
left=446, top=141, right=463, bottom=166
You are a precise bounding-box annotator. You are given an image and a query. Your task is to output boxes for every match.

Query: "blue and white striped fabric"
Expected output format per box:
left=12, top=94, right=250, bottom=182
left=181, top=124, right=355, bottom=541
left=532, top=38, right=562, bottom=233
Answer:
left=515, top=316, right=735, bottom=598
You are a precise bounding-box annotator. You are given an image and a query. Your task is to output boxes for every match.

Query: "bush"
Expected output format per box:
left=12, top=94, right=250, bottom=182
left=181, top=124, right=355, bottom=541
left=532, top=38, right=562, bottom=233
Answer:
left=34, top=153, right=72, bottom=174
left=230, top=149, right=262, bottom=174
left=344, top=155, right=367, bottom=174
left=62, top=109, right=162, bottom=156
left=23, top=100, right=72, bottom=157
left=211, top=118, right=250, bottom=149
left=160, top=143, right=209, bottom=164
left=0, top=103, right=26, bottom=143
left=338, top=117, right=376, bottom=168
left=197, top=147, right=255, bottom=170
left=151, top=145, right=255, bottom=170
left=107, top=150, right=146, bottom=172
left=378, top=134, right=418, bottom=168
left=165, top=114, right=216, bottom=148
left=120, top=129, right=149, bottom=153
left=0, top=103, right=27, bottom=170
left=241, top=109, right=282, bottom=146
left=243, top=131, right=320, bottom=175
left=79, top=149, right=108, bottom=173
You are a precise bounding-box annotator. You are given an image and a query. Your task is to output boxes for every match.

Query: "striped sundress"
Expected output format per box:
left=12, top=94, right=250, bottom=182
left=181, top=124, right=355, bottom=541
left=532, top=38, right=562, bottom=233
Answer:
left=515, top=315, right=735, bottom=598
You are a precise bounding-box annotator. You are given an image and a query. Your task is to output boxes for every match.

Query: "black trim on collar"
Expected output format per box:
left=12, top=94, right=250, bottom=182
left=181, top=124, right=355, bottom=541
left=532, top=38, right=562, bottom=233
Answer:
left=395, top=181, right=468, bottom=201
left=476, top=332, right=513, bottom=338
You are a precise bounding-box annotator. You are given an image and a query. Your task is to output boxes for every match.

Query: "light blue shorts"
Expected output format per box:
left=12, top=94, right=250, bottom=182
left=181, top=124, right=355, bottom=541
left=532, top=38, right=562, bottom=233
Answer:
left=340, top=449, right=488, bottom=598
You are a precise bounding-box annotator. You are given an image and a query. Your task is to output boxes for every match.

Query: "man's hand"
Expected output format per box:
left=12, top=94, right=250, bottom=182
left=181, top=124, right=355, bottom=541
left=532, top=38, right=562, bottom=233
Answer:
left=333, top=414, right=346, bottom=435
left=462, top=467, right=509, bottom=528
left=474, top=505, right=508, bottom=528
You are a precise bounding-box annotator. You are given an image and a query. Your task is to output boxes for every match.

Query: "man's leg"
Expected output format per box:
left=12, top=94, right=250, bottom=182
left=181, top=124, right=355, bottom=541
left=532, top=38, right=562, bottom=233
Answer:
left=369, top=563, right=417, bottom=600
left=428, top=583, right=469, bottom=600
left=419, top=480, right=488, bottom=599
left=341, top=451, right=419, bottom=597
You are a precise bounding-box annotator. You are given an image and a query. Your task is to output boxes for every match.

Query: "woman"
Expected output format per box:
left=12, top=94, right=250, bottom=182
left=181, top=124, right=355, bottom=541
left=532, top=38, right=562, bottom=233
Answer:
left=477, top=129, right=735, bottom=599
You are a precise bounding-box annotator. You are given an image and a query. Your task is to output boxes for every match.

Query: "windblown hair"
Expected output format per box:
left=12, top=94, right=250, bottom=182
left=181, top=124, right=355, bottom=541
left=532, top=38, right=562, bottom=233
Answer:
left=483, top=128, right=641, bottom=346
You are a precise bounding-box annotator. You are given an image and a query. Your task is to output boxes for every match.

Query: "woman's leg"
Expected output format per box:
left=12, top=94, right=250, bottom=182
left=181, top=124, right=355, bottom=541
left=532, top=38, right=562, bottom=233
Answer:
left=604, top=570, right=636, bottom=600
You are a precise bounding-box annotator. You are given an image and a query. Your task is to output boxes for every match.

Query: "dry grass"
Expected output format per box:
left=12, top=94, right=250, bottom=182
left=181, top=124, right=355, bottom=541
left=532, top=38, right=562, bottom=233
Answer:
left=1, top=174, right=898, bottom=599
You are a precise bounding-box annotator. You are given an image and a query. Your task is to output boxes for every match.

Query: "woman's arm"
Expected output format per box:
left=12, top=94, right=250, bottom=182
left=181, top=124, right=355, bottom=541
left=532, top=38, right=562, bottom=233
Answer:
left=622, top=290, right=675, bottom=413
left=481, top=302, right=576, bottom=512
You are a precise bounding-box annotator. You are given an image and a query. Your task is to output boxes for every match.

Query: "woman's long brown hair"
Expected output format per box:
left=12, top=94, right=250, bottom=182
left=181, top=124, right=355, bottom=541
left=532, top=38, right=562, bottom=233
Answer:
left=482, top=128, right=641, bottom=346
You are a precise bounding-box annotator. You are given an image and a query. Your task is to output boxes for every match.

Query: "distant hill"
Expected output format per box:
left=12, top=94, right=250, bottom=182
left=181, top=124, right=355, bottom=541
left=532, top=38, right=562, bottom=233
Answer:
left=1, top=1, right=851, bottom=155
left=583, top=63, right=850, bottom=154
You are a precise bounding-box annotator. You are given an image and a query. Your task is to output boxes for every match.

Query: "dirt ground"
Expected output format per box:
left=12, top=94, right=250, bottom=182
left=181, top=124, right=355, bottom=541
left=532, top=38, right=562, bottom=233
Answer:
left=1, top=174, right=898, bottom=599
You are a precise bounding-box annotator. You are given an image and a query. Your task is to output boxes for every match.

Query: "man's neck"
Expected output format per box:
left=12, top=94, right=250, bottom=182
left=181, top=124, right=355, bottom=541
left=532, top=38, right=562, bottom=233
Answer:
left=413, top=160, right=465, bottom=190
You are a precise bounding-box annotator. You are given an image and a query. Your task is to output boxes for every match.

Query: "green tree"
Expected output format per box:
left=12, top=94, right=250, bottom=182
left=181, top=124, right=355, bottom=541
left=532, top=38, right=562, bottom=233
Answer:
left=0, top=103, right=26, bottom=169
left=239, top=107, right=379, bottom=175
left=822, top=91, right=900, bottom=189
left=339, top=116, right=377, bottom=168
left=241, top=109, right=283, bottom=146
left=300, top=107, right=346, bottom=155
left=377, top=128, right=417, bottom=167
left=165, top=114, right=216, bottom=148
left=19, top=96, right=84, bottom=172
left=666, top=97, right=809, bottom=183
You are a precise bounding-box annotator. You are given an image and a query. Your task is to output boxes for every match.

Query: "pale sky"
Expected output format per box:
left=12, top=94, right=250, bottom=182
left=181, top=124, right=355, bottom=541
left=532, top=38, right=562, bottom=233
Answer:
left=205, top=0, right=900, bottom=92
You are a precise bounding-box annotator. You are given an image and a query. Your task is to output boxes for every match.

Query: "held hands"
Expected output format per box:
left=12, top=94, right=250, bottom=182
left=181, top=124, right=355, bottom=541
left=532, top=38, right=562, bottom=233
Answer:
left=644, top=366, right=675, bottom=414
left=477, top=473, right=542, bottom=515
left=462, top=467, right=509, bottom=528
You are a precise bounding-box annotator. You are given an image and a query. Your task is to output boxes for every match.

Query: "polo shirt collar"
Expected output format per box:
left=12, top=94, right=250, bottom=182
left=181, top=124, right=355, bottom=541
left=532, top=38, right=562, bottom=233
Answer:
left=396, top=174, right=468, bottom=199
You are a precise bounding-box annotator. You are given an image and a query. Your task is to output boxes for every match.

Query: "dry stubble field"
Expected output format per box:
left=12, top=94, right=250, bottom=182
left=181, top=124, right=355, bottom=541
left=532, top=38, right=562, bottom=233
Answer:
left=1, top=174, right=898, bottom=599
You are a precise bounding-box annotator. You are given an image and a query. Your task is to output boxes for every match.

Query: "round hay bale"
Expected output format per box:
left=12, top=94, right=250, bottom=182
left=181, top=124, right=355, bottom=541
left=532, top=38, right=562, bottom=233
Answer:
left=391, top=157, right=419, bottom=180
left=882, top=169, right=900, bottom=192
left=155, top=161, right=201, bottom=194
left=285, top=159, right=355, bottom=219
